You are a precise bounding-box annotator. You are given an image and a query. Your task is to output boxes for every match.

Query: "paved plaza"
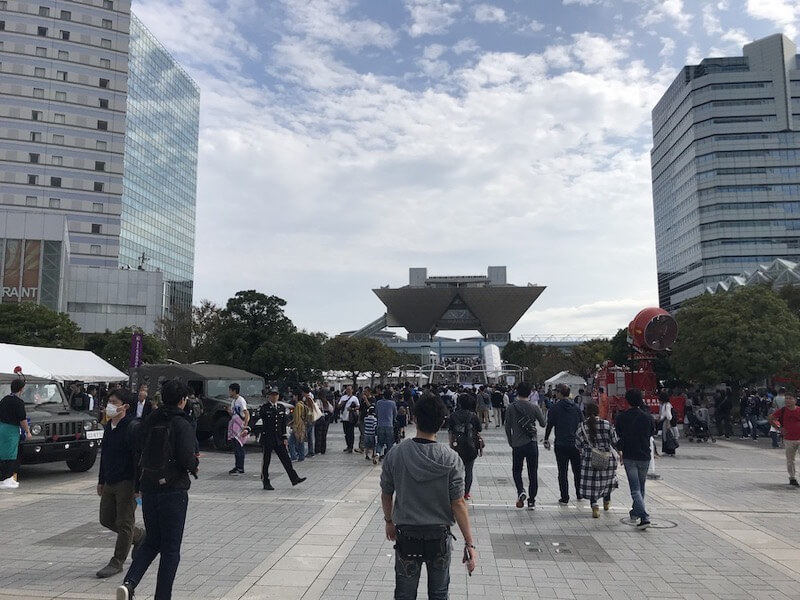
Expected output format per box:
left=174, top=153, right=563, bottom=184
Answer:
left=1, top=423, right=798, bottom=600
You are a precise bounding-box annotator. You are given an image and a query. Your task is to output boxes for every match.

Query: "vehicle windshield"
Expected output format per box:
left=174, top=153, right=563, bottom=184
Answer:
left=0, top=382, right=65, bottom=406
left=206, top=379, right=264, bottom=399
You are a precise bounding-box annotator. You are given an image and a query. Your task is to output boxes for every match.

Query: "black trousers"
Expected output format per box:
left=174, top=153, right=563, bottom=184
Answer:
left=716, top=412, right=732, bottom=437
left=554, top=445, right=581, bottom=501
left=343, top=421, right=356, bottom=450
left=463, top=459, right=474, bottom=495
left=315, top=416, right=330, bottom=454
left=0, top=458, right=19, bottom=480
left=261, top=438, right=298, bottom=486
left=512, top=442, right=539, bottom=499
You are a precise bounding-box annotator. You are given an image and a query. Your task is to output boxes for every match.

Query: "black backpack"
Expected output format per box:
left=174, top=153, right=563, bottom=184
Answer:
left=139, top=415, right=178, bottom=488
left=451, top=414, right=478, bottom=461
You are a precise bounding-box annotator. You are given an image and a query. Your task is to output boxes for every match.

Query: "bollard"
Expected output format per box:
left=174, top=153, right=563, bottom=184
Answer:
left=647, top=436, right=661, bottom=480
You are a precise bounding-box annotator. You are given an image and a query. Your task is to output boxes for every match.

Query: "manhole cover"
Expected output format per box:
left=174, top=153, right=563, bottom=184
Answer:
left=491, top=534, right=613, bottom=563
left=619, top=518, right=678, bottom=529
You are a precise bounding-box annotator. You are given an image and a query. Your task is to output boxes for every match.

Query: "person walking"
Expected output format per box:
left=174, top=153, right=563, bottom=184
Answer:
left=543, top=384, right=583, bottom=504
left=714, top=388, right=733, bottom=439
left=314, top=392, right=332, bottom=455
left=0, top=379, right=33, bottom=490
left=95, top=389, right=145, bottom=579
left=659, top=392, right=678, bottom=456
left=490, top=387, right=504, bottom=427
left=135, top=384, right=152, bottom=420
left=227, top=383, right=249, bottom=474
left=504, top=382, right=546, bottom=509
left=375, top=389, right=398, bottom=461
left=288, top=392, right=310, bottom=462
left=116, top=380, right=199, bottom=600
left=363, top=407, right=378, bottom=464
left=615, top=388, right=655, bottom=530
left=381, top=393, right=476, bottom=599
left=477, top=386, right=491, bottom=427
left=258, top=390, right=305, bottom=490
left=770, top=393, right=800, bottom=486
left=448, top=393, right=482, bottom=500
left=576, top=404, right=618, bottom=518
left=339, top=386, right=359, bottom=453
left=302, top=388, right=317, bottom=458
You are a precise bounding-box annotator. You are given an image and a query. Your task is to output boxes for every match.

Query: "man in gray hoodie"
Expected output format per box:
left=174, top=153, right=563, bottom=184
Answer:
left=380, top=392, right=476, bottom=599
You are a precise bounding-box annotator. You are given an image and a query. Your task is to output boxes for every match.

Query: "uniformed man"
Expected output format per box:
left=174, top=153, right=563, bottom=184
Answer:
left=259, top=389, right=306, bottom=490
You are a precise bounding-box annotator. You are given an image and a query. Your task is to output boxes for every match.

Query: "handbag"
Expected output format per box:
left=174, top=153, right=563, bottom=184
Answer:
left=310, top=401, right=323, bottom=422
left=586, top=423, right=611, bottom=469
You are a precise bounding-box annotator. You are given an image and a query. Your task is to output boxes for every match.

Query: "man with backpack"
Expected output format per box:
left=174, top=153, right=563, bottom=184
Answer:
left=448, top=393, right=482, bottom=500
left=543, top=384, right=583, bottom=504
left=338, top=385, right=360, bottom=453
left=505, top=382, right=546, bottom=509
left=770, top=393, right=800, bottom=486
left=116, top=380, right=199, bottom=600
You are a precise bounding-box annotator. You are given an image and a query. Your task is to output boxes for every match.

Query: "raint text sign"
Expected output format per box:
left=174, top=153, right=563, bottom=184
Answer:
left=2, top=287, right=38, bottom=299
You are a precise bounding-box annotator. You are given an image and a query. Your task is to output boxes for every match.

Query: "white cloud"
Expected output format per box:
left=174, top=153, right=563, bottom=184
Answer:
left=453, top=38, right=479, bottom=54
left=659, top=36, right=676, bottom=58
left=639, top=0, right=693, bottom=34
left=745, top=0, right=800, bottom=39
left=562, top=0, right=603, bottom=5
left=404, top=0, right=462, bottom=37
left=571, top=32, right=630, bottom=72
left=721, top=28, right=752, bottom=48
left=702, top=4, right=722, bottom=35
left=686, top=43, right=703, bottom=64
left=529, top=20, right=545, bottom=32
left=474, top=4, right=507, bottom=24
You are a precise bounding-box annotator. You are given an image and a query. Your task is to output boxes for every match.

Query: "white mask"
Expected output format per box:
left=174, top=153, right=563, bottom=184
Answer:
left=105, top=404, right=119, bottom=418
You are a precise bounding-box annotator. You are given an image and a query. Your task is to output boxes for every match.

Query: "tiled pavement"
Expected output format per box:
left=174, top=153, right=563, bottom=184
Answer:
left=1, top=421, right=799, bottom=599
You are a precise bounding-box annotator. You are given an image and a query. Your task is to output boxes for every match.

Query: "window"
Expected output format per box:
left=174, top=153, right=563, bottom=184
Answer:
left=50, top=177, right=61, bottom=187
left=96, top=140, right=107, bottom=150
left=101, top=38, right=112, bottom=49
left=55, top=91, right=66, bottom=101
left=30, top=132, right=42, bottom=142
left=0, top=2, right=6, bottom=9
left=104, top=0, right=114, bottom=9
left=39, top=7, right=50, bottom=17
left=31, top=110, right=42, bottom=121
left=93, top=182, right=104, bottom=192
left=26, top=196, right=37, bottom=207
left=52, top=134, right=64, bottom=145
left=36, top=47, right=48, bottom=57
left=91, top=224, right=102, bottom=234
left=49, top=198, right=61, bottom=209
left=99, top=78, right=109, bottom=88
left=51, top=156, right=62, bottom=166
left=58, top=50, right=69, bottom=60
left=102, top=19, right=113, bottom=29
left=60, top=30, right=69, bottom=40
left=29, top=153, right=40, bottom=164
left=99, top=98, right=109, bottom=109
left=97, top=120, right=108, bottom=130
left=93, top=202, right=103, bottom=213
left=90, top=245, right=101, bottom=255
left=33, top=88, right=44, bottom=98
left=95, top=161, right=105, bottom=171
left=56, top=70, right=67, bottom=81
left=28, top=175, right=38, bottom=185
left=54, top=113, right=65, bottom=124
left=0, top=21, right=4, bottom=32
left=60, top=10, right=71, bottom=21
left=34, top=67, right=45, bottom=78
left=37, top=27, right=48, bottom=36
left=100, top=58, right=111, bottom=68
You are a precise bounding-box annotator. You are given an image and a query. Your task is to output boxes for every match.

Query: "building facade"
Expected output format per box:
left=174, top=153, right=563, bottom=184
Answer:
left=0, top=0, right=198, bottom=332
left=652, top=34, right=800, bottom=311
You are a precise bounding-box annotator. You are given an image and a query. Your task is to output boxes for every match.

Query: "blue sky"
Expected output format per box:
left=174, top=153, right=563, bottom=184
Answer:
left=132, top=0, right=800, bottom=337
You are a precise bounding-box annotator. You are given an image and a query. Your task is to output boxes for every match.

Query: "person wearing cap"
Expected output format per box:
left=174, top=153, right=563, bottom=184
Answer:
left=258, top=389, right=306, bottom=490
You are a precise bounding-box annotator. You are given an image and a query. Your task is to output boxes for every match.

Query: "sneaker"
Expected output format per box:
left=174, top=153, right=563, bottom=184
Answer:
left=527, top=499, right=535, bottom=509
left=263, top=483, right=275, bottom=491
left=790, top=479, right=799, bottom=486
left=592, top=506, right=600, bottom=519
left=464, top=493, right=471, bottom=500
left=365, top=454, right=371, bottom=461
left=515, top=492, right=527, bottom=508
left=637, top=518, right=651, bottom=530
left=96, top=563, right=123, bottom=579
left=0, top=478, right=16, bottom=490
left=603, top=500, right=611, bottom=511
left=372, top=457, right=378, bottom=465
left=228, top=468, right=241, bottom=475
left=354, top=448, right=363, bottom=453
left=116, top=581, right=135, bottom=600
left=558, top=498, right=569, bottom=505
left=342, top=448, right=351, bottom=453
left=291, top=477, right=306, bottom=486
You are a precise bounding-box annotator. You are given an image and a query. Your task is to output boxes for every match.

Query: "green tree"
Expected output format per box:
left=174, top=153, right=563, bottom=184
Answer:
left=532, top=347, right=572, bottom=383
left=85, top=327, right=166, bottom=372
left=0, top=302, right=82, bottom=348
left=501, top=340, right=543, bottom=381
left=609, top=328, right=631, bottom=367
left=323, top=336, right=393, bottom=386
left=671, top=286, right=800, bottom=386
left=253, top=330, right=327, bottom=383
left=568, top=338, right=612, bottom=379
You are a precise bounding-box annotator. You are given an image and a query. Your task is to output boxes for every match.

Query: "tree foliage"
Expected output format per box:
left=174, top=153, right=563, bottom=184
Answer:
left=85, top=327, right=166, bottom=372
left=0, top=302, right=82, bottom=349
left=323, top=336, right=400, bottom=386
left=671, top=286, right=800, bottom=385
left=568, top=338, right=612, bottom=379
left=501, top=341, right=573, bottom=383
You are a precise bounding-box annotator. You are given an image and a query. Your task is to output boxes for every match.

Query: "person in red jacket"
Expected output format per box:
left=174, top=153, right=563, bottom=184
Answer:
left=770, top=393, right=800, bottom=487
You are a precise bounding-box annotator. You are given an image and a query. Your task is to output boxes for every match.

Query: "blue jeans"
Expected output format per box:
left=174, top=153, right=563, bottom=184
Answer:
left=306, top=424, right=315, bottom=455
left=623, top=458, right=649, bottom=521
left=512, top=442, right=539, bottom=500
left=289, top=432, right=305, bottom=461
left=395, top=539, right=451, bottom=599
left=377, top=426, right=394, bottom=456
left=233, top=441, right=245, bottom=471
left=124, top=489, right=188, bottom=600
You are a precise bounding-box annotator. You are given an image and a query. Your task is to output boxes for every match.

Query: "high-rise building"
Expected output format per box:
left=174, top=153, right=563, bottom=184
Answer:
left=652, top=34, right=800, bottom=311
left=0, top=0, right=199, bottom=332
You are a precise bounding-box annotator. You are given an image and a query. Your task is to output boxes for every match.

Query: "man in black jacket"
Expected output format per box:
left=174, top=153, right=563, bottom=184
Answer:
left=615, top=388, right=655, bottom=530
left=96, top=389, right=145, bottom=579
left=117, top=380, right=199, bottom=600
left=543, top=384, right=583, bottom=503
left=259, top=389, right=305, bottom=490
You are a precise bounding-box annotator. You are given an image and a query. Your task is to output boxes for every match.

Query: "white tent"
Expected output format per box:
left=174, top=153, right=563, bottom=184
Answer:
left=0, top=343, right=127, bottom=383
left=544, top=370, right=587, bottom=396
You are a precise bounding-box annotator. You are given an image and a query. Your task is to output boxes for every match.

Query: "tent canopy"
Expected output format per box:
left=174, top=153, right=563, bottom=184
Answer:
left=544, top=370, right=587, bottom=395
left=0, top=343, right=127, bottom=383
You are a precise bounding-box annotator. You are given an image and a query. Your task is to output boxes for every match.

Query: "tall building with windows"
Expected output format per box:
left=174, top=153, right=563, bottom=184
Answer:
left=0, top=0, right=198, bottom=332
left=652, top=34, right=800, bottom=311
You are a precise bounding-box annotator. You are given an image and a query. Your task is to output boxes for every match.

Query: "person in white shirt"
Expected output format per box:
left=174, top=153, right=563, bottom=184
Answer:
left=228, top=383, right=249, bottom=474
left=135, top=384, right=151, bottom=419
left=338, top=385, right=359, bottom=453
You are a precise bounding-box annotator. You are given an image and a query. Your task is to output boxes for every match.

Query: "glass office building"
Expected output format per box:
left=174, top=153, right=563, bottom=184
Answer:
left=652, top=34, right=800, bottom=311
left=122, top=14, right=199, bottom=317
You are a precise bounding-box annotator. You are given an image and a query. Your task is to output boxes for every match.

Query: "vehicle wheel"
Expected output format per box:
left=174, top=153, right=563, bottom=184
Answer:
left=213, top=417, right=232, bottom=451
left=66, top=448, right=98, bottom=472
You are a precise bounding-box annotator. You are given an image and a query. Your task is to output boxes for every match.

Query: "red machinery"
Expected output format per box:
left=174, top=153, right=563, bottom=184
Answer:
left=593, top=308, right=685, bottom=421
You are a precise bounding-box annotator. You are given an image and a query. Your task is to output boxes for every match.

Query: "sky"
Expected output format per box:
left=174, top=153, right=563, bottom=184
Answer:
left=131, top=0, right=800, bottom=339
